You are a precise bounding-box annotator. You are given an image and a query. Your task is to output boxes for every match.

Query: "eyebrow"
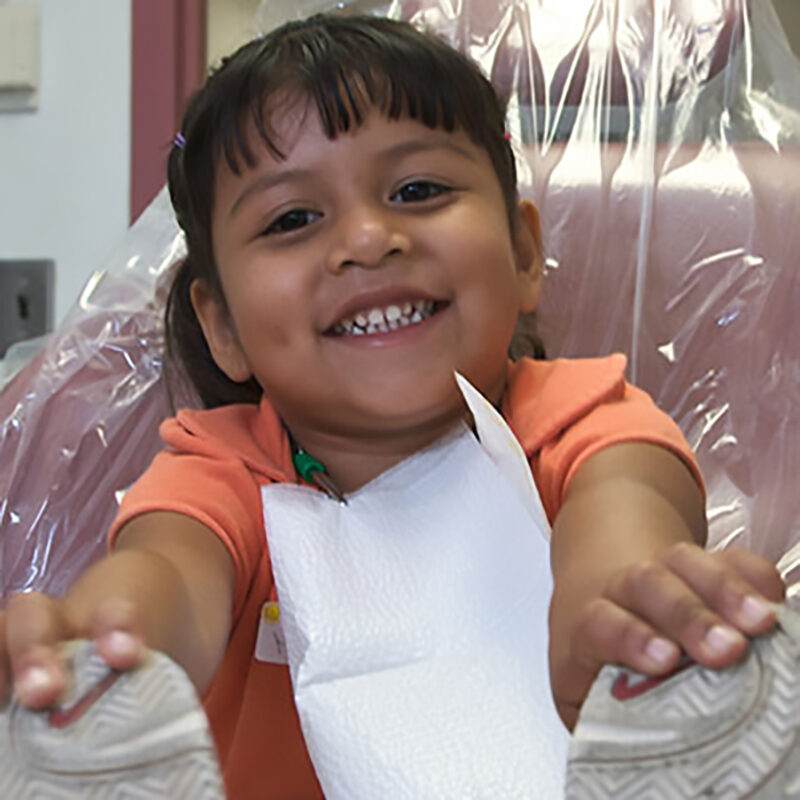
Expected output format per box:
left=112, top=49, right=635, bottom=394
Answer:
left=229, top=136, right=476, bottom=218
left=230, top=168, right=313, bottom=217
left=378, top=137, right=477, bottom=164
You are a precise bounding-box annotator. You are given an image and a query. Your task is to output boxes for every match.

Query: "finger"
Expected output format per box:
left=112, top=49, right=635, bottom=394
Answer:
left=716, top=548, right=786, bottom=602
left=552, top=598, right=681, bottom=729
left=663, top=544, right=781, bottom=637
left=569, top=597, right=682, bottom=675
left=605, top=558, right=748, bottom=668
left=716, top=547, right=786, bottom=603
left=6, top=592, right=73, bottom=708
left=90, top=598, right=146, bottom=670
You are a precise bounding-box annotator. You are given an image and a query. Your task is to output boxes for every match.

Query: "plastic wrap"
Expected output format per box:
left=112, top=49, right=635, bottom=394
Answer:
left=2, top=0, right=800, bottom=600
left=0, top=191, right=186, bottom=598
left=0, top=336, right=48, bottom=394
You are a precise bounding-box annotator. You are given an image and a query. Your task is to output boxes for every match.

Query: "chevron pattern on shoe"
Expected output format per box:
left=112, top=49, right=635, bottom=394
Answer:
left=13, top=647, right=211, bottom=772
left=566, top=619, right=800, bottom=800
left=0, top=736, right=224, bottom=799
left=14, top=760, right=225, bottom=800
left=0, top=642, right=225, bottom=800
left=654, top=665, right=754, bottom=721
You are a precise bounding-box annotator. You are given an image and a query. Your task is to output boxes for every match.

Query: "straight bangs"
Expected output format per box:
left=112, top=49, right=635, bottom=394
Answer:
left=214, top=17, right=509, bottom=176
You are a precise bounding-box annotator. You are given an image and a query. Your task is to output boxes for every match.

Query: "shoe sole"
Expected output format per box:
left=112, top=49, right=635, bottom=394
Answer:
left=0, top=640, right=226, bottom=799
left=566, top=606, right=800, bottom=799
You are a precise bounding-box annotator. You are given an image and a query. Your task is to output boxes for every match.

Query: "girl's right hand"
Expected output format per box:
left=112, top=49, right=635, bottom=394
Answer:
left=0, top=592, right=146, bottom=710
left=1, top=511, right=237, bottom=707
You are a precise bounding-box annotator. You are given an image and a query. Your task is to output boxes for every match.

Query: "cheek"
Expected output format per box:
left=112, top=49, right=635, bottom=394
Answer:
left=458, top=235, right=522, bottom=303
left=450, top=208, right=517, bottom=274
left=220, top=256, right=311, bottom=336
left=468, top=265, right=525, bottom=347
left=236, top=300, right=294, bottom=351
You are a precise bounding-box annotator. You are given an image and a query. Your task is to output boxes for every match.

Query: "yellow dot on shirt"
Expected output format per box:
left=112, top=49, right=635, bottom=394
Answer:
left=263, top=602, right=280, bottom=623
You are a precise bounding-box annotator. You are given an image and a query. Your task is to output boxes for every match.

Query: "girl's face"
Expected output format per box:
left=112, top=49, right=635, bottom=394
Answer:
left=194, top=101, right=542, bottom=468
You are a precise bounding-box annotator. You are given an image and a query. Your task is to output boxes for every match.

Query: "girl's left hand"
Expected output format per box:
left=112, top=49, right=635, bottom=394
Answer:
left=550, top=543, right=785, bottom=730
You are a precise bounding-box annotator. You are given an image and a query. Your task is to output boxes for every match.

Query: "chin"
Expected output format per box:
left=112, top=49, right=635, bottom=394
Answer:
left=358, top=386, right=467, bottom=433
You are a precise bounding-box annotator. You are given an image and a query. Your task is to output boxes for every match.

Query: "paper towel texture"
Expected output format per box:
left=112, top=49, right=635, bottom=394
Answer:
left=263, top=413, right=568, bottom=799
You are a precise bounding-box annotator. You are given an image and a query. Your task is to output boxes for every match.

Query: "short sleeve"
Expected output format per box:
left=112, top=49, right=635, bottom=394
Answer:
left=532, top=382, right=704, bottom=523
left=108, top=446, right=266, bottom=619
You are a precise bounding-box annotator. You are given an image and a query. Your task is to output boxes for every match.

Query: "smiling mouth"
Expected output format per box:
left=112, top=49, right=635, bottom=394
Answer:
left=328, top=300, right=446, bottom=336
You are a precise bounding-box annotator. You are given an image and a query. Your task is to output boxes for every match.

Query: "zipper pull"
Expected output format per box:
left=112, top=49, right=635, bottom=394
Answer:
left=292, top=449, right=348, bottom=505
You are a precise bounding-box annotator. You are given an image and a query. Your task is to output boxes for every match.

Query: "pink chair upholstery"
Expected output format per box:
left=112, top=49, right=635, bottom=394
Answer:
left=0, top=194, right=181, bottom=598
left=537, top=140, right=800, bottom=563
left=2, top=0, right=800, bottom=598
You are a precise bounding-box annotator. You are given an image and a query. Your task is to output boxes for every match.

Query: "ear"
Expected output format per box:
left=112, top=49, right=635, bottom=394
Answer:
left=189, top=279, right=253, bottom=383
left=512, top=200, right=544, bottom=314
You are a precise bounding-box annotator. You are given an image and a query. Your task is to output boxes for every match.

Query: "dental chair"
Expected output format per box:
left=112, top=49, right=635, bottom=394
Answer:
left=2, top=0, right=800, bottom=601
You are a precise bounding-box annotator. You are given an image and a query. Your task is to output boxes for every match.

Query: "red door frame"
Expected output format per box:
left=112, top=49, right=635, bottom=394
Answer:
left=130, top=0, right=207, bottom=224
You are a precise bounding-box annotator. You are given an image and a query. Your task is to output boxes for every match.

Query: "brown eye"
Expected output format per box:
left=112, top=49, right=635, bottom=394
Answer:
left=391, top=181, right=451, bottom=203
left=264, top=209, right=321, bottom=235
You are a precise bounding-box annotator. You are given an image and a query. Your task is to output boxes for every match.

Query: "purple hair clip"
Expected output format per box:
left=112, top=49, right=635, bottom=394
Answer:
left=173, top=132, right=186, bottom=150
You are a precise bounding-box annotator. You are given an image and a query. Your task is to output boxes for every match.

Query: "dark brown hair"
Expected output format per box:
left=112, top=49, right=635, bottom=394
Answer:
left=166, top=13, right=543, bottom=409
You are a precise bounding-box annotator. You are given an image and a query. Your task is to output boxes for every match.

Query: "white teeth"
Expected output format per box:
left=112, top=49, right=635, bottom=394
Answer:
left=333, top=300, right=437, bottom=336
left=385, top=305, right=402, bottom=322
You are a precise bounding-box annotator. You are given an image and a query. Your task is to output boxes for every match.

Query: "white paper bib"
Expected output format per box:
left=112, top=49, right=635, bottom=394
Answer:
left=261, top=376, right=568, bottom=799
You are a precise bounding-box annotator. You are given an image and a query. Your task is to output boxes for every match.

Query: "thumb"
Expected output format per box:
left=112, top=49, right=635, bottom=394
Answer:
left=90, top=597, right=147, bottom=671
left=6, top=592, right=75, bottom=709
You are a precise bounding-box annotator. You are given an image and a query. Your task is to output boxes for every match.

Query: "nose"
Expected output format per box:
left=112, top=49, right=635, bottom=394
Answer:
left=326, top=206, right=411, bottom=274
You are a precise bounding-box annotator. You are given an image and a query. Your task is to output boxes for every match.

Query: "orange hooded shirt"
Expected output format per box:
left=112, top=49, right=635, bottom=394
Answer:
left=109, top=355, right=702, bottom=800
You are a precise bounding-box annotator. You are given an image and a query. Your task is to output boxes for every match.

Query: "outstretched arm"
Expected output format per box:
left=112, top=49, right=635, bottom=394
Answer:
left=1, top=511, right=235, bottom=709
left=548, top=441, right=784, bottom=729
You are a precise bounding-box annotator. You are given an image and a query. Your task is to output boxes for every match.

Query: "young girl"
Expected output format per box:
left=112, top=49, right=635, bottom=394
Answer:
left=0, top=13, right=784, bottom=800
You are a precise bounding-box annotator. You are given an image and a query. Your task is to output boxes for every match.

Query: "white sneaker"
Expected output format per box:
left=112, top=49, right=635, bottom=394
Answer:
left=566, top=605, right=800, bottom=799
left=0, top=640, right=226, bottom=799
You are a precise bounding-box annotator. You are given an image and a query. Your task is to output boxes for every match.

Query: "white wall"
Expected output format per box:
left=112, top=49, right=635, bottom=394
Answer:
left=207, top=0, right=260, bottom=68
left=206, top=0, right=330, bottom=68
left=0, top=0, right=131, bottom=324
